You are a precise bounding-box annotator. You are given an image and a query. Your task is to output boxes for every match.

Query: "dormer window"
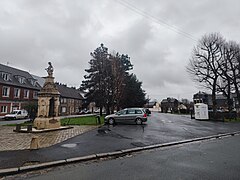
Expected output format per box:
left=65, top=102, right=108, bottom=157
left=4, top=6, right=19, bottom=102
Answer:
left=30, top=79, right=36, bottom=86
left=18, top=77, right=25, bottom=84
left=1, top=72, right=10, bottom=81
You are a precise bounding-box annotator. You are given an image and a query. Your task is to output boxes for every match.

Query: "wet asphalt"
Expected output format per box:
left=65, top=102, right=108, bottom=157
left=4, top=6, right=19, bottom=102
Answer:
left=1, top=112, right=240, bottom=169
left=21, top=134, right=240, bottom=180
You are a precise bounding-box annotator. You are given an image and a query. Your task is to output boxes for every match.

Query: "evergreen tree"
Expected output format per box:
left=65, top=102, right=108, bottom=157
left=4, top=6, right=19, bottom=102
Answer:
left=120, top=74, right=146, bottom=108
left=81, top=44, right=146, bottom=115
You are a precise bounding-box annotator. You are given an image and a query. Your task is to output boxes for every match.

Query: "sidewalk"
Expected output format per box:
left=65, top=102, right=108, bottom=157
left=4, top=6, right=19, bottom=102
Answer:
left=0, top=125, right=96, bottom=151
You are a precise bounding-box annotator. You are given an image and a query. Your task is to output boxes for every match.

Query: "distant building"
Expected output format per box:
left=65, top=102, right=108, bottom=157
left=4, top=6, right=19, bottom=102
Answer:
left=193, top=91, right=238, bottom=111
left=145, top=101, right=161, bottom=112
left=0, top=63, right=41, bottom=116
left=145, top=101, right=157, bottom=108
left=56, top=83, right=84, bottom=116
left=193, top=91, right=213, bottom=107
left=161, top=98, right=179, bottom=113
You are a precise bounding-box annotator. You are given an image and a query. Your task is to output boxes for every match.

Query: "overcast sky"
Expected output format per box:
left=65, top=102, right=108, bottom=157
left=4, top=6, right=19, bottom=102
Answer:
left=1, top=0, right=240, bottom=102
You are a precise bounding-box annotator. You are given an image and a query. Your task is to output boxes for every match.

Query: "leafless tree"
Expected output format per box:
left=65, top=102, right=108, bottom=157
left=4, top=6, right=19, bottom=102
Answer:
left=187, top=33, right=225, bottom=114
left=217, top=41, right=240, bottom=111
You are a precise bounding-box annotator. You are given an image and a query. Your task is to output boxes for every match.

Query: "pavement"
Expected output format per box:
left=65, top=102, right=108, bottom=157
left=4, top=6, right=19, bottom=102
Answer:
left=0, top=126, right=97, bottom=151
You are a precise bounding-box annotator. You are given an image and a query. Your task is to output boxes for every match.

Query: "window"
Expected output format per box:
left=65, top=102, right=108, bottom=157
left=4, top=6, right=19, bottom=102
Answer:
left=18, top=77, right=25, bottom=84
left=136, top=110, right=143, bottom=114
left=119, top=110, right=127, bottom=115
left=127, top=109, right=136, bottom=114
left=33, top=91, right=38, bottom=99
left=30, top=79, right=36, bottom=86
left=2, top=86, right=10, bottom=97
left=61, top=107, right=66, bottom=113
left=1, top=72, right=10, bottom=81
left=1, top=106, right=7, bottom=113
left=14, top=88, right=20, bottom=98
left=60, top=98, right=67, bottom=103
left=24, top=90, right=29, bottom=98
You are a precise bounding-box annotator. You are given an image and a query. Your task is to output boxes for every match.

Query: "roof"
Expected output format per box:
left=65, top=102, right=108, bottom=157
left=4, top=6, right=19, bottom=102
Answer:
left=161, top=99, right=168, bottom=103
left=31, top=74, right=84, bottom=100
left=0, top=63, right=41, bottom=90
left=31, top=74, right=45, bottom=87
left=161, top=98, right=178, bottom=103
left=147, top=102, right=156, bottom=107
left=56, top=84, right=84, bottom=100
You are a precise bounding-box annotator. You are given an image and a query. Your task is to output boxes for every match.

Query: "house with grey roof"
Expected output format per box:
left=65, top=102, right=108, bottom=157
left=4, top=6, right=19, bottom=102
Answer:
left=0, top=63, right=41, bottom=116
left=161, top=97, right=179, bottom=113
left=55, top=83, right=84, bottom=116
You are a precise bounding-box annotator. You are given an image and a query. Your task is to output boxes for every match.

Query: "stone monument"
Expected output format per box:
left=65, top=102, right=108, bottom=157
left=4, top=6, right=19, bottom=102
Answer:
left=33, top=62, right=61, bottom=129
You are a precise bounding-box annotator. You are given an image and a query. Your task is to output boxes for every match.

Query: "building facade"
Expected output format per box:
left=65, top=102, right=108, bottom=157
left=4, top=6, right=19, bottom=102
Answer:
left=0, top=64, right=41, bottom=116
left=56, top=83, right=84, bottom=116
left=0, top=64, right=84, bottom=117
left=193, top=91, right=239, bottom=112
left=161, top=98, right=179, bottom=113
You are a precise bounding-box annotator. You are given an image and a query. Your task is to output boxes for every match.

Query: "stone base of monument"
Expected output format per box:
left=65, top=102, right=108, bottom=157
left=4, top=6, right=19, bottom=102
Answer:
left=14, top=125, right=73, bottom=133
left=34, top=117, right=61, bottom=130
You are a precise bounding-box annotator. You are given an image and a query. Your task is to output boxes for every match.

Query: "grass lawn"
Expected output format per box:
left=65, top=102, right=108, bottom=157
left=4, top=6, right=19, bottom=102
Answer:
left=3, top=115, right=105, bottom=126
left=61, top=115, right=105, bottom=126
left=224, top=118, right=240, bottom=122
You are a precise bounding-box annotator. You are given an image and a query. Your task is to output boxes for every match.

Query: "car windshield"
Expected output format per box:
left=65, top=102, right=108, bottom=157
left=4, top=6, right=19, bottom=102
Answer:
left=10, top=111, right=18, bottom=114
left=116, top=110, right=127, bottom=115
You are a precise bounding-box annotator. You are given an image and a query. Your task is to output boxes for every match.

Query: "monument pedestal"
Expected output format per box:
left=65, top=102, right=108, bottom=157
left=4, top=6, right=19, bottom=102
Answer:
left=34, top=117, right=61, bottom=130
left=33, top=67, right=61, bottom=130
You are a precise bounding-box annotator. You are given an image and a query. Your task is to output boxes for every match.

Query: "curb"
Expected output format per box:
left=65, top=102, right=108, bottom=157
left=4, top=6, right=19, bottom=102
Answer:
left=1, top=131, right=239, bottom=177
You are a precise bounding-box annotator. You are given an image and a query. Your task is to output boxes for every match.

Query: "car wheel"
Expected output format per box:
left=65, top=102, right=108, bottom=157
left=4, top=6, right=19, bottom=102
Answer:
left=108, top=118, right=115, bottom=125
left=136, top=118, right=142, bottom=125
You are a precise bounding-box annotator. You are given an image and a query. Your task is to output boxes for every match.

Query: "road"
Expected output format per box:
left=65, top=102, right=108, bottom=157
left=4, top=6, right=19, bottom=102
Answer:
left=11, top=134, right=240, bottom=180
left=1, top=113, right=240, bottom=169
left=0, top=118, right=30, bottom=125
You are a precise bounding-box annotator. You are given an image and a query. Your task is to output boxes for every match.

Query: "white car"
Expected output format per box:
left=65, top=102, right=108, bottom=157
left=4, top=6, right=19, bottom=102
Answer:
left=4, top=110, right=28, bottom=120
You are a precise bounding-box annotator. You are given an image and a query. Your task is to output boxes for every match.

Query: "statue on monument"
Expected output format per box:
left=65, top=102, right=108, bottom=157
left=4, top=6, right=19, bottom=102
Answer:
left=34, top=61, right=61, bottom=130
left=45, top=62, right=53, bottom=77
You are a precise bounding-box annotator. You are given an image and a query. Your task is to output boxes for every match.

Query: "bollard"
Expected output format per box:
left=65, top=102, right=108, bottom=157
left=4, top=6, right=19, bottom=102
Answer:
left=27, top=125, right=32, bottom=132
left=96, top=115, right=101, bottom=124
left=16, top=124, right=21, bottom=132
left=30, top=136, right=40, bottom=150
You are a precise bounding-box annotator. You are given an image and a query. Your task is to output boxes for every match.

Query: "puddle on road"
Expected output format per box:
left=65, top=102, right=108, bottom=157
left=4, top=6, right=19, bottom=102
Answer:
left=61, top=143, right=77, bottom=148
left=131, top=142, right=146, bottom=147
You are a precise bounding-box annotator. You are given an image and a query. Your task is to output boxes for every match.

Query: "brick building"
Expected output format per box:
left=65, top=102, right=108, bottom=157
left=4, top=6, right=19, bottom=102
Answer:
left=0, top=64, right=84, bottom=117
left=0, top=64, right=41, bottom=116
left=56, top=83, right=84, bottom=116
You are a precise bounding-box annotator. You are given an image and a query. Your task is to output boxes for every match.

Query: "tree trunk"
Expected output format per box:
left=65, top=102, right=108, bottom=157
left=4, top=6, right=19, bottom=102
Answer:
left=100, top=106, right=103, bottom=116
left=212, top=79, right=217, bottom=119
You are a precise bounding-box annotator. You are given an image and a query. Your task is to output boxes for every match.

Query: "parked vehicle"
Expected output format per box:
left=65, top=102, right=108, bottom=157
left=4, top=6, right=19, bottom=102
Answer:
left=79, top=109, right=90, bottom=114
left=4, top=110, right=28, bottom=120
left=145, top=108, right=151, bottom=115
left=104, top=108, right=147, bottom=125
left=94, top=108, right=106, bottom=114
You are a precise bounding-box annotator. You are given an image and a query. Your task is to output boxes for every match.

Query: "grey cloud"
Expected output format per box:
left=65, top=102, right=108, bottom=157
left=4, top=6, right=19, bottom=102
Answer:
left=1, top=0, right=240, bottom=101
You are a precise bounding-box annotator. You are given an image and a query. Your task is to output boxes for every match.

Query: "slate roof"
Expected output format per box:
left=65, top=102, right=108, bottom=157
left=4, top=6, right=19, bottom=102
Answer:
left=31, top=74, right=84, bottom=100
left=56, top=84, right=84, bottom=100
left=31, top=74, right=45, bottom=87
left=0, top=63, right=41, bottom=90
left=161, top=98, right=178, bottom=104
